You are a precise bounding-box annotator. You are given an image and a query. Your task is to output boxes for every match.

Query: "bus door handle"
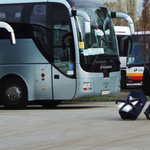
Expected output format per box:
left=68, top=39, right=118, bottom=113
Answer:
left=54, top=75, right=59, bottom=79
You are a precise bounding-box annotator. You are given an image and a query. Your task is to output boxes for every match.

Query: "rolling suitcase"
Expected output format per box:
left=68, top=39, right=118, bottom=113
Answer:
left=116, top=91, right=147, bottom=120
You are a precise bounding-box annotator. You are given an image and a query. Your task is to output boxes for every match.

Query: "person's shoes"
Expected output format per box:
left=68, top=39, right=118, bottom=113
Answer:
left=144, top=111, right=150, bottom=120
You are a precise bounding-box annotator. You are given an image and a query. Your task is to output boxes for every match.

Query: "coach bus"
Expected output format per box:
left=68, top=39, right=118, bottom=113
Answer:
left=0, top=0, right=121, bottom=109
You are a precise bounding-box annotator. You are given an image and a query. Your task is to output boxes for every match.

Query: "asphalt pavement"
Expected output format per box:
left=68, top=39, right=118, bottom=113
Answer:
left=0, top=101, right=150, bottom=150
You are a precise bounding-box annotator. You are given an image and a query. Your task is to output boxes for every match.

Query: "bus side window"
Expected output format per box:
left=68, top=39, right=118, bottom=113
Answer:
left=33, top=26, right=48, bottom=45
left=53, top=24, right=72, bottom=61
left=53, top=24, right=75, bottom=76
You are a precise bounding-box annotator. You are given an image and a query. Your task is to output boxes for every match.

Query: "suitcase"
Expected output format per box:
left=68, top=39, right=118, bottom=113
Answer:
left=144, top=104, right=150, bottom=120
left=116, top=91, right=147, bottom=120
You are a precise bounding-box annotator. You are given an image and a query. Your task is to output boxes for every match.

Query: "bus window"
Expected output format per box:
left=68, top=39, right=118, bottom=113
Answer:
left=51, top=3, right=75, bottom=77
left=53, top=24, right=75, bottom=76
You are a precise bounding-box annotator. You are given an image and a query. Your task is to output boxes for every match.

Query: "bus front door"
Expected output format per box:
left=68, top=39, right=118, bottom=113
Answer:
left=52, top=66, right=76, bottom=100
left=52, top=24, right=76, bottom=100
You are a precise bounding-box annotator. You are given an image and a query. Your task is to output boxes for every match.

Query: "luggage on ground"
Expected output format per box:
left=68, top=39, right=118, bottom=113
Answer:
left=144, top=104, right=150, bottom=120
left=116, top=90, right=147, bottom=120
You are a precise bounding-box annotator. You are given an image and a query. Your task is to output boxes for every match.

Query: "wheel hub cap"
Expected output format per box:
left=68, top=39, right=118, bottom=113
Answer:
left=5, top=85, right=22, bottom=103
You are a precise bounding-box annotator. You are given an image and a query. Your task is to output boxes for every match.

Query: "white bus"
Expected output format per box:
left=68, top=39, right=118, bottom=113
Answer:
left=113, top=13, right=135, bottom=88
left=0, top=0, right=121, bottom=109
left=126, top=32, right=150, bottom=87
left=114, top=26, right=131, bottom=88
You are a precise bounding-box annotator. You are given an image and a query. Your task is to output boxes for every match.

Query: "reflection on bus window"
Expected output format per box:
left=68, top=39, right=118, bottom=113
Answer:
left=53, top=24, right=75, bottom=76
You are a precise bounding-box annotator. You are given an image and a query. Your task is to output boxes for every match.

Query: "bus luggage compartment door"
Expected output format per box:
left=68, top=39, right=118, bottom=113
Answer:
left=35, top=65, right=52, bottom=100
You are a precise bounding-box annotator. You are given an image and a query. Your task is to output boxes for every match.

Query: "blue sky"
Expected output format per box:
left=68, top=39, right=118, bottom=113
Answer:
left=137, top=0, right=143, bottom=16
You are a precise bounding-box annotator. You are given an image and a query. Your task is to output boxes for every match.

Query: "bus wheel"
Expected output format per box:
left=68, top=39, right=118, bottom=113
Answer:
left=1, top=77, right=28, bottom=109
left=41, top=101, right=61, bottom=109
left=121, top=72, right=126, bottom=89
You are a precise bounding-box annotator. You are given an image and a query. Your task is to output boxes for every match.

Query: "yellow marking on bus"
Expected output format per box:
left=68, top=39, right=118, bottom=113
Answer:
left=126, top=73, right=143, bottom=77
left=79, top=42, right=85, bottom=49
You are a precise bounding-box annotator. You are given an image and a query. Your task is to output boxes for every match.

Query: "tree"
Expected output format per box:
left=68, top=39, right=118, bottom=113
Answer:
left=140, top=0, right=150, bottom=31
left=103, top=0, right=137, bottom=27
left=103, top=2, right=116, bottom=12
left=125, top=0, right=137, bottom=24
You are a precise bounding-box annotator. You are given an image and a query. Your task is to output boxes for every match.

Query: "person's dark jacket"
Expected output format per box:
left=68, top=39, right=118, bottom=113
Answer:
left=142, top=65, right=150, bottom=96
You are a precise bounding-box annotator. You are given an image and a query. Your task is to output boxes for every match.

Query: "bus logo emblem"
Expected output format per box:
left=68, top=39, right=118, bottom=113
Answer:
left=34, top=5, right=46, bottom=15
left=100, top=65, right=112, bottom=70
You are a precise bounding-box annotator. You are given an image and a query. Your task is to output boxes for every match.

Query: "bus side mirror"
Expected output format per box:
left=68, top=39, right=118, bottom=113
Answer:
left=71, top=10, right=91, bottom=34
left=111, top=12, right=135, bottom=35
left=10, top=32, right=16, bottom=45
left=0, top=21, right=16, bottom=45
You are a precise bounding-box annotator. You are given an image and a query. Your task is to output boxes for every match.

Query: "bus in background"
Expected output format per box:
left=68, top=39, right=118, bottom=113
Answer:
left=112, top=12, right=135, bottom=89
left=114, top=26, right=131, bottom=88
left=126, top=32, right=150, bottom=87
left=0, top=0, right=121, bottom=109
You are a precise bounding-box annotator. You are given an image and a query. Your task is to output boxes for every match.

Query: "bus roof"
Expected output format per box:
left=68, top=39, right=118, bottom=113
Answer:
left=0, top=0, right=47, bottom=4
left=0, top=0, right=105, bottom=8
left=114, top=26, right=131, bottom=35
left=134, top=31, right=150, bottom=35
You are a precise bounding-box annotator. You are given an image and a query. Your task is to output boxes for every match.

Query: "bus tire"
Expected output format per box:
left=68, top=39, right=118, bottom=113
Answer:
left=121, top=72, right=126, bottom=89
left=41, top=101, right=61, bottom=109
left=1, top=77, right=28, bottom=109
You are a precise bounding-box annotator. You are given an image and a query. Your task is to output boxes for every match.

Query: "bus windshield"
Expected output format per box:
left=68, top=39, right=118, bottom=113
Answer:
left=127, top=35, right=150, bottom=67
left=76, top=7, right=119, bottom=72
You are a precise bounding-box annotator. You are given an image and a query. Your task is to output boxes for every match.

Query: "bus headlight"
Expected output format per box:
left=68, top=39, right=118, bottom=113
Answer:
left=83, top=82, right=92, bottom=91
left=83, top=82, right=92, bottom=87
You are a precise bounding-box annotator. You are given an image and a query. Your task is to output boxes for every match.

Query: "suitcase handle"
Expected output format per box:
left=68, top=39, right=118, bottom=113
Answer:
left=116, top=98, right=142, bottom=104
left=116, top=98, right=142, bottom=113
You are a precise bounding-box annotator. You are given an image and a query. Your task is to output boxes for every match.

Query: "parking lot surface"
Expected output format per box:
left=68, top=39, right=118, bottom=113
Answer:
left=0, top=100, right=150, bottom=150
